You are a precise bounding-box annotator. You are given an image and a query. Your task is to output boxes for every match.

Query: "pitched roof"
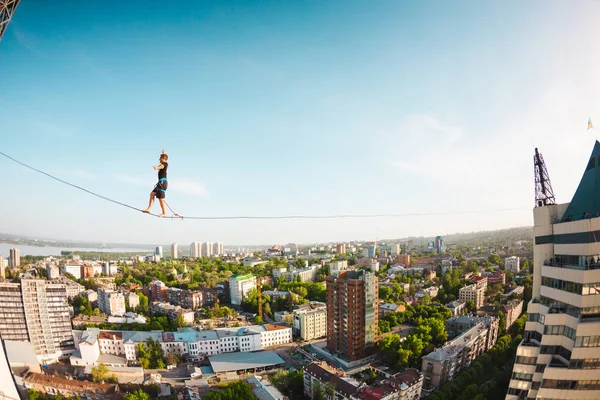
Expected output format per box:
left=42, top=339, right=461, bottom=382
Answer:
left=304, top=362, right=361, bottom=397
left=563, top=140, right=600, bottom=221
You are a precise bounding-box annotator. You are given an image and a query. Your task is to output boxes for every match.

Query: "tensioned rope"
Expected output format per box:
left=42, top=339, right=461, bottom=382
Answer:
left=0, top=150, right=529, bottom=220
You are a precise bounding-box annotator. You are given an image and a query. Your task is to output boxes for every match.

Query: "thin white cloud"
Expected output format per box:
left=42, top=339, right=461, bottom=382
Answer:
left=113, top=174, right=146, bottom=186
left=52, top=169, right=95, bottom=180
left=169, top=179, right=210, bottom=197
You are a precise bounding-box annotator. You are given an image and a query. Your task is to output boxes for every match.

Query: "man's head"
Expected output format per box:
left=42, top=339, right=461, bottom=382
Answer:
left=160, top=153, right=168, bottom=162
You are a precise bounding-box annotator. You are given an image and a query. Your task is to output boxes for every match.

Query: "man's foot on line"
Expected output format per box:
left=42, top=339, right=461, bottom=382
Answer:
left=141, top=209, right=150, bottom=214
left=157, top=213, right=166, bottom=218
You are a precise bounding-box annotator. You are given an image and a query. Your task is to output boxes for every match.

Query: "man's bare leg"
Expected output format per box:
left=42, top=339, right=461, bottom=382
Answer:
left=142, top=193, right=155, bottom=213
left=157, top=199, right=167, bottom=217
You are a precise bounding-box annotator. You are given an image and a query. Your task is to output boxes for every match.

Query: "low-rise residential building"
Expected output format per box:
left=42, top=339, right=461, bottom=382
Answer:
left=81, top=289, right=98, bottom=303
left=445, top=300, right=466, bottom=316
left=272, top=267, right=287, bottom=280
left=458, top=283, right=485, bottom=309
left=425, top=270, right=436, bottom=280
left=54, top=277, right=85, bottom=299
left=500, top=285, right=524, bottom=299
left=379, top=303, right=406, bottom=317
left=71, top=324, right=290, bottom=366
left=247, top=375, right=286, bottom=400
left=292, top=302, right=327, bottom=340
left=72, top=313, right=147, bottom=327
left=285, top=265, right=318, bottom=282
left=63, top=262, right=83, bottom=280
left=123, top=290, right=139, bottom=310
left=167, top=287, right=213, bottom=310
left=421, top=316, right=499, bottom=389
left=485, top=272, right=506, bottom=285
left=330, top=260, right=348, bottom=275
left=97, top=288, right=126, bottom=316
left=150, top=280, right=168, bottom=301
left=259, top=324, right=293, bottom=348
left=352, top=368, right=423, bottom=400
left=263, top=289, right=290, bottom=298
left=150, top=301, right=195, bottom=325
left=445, top=315, right=499, bottom=344
left=46, top=264, right=60, bottom=279
left=243, top=258, right=268, bottom=267
left=304, top=361, right=361, bottom=399
left=415, top=286, right=439, bottom=300
left=477, top=300, right=523, bottom=331
left=470, top=275, right=488, bottom=292
left=22, top=372, right=118, bottom=399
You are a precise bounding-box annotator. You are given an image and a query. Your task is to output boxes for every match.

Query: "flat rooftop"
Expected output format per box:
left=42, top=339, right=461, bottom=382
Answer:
left=208, top=350, right=284, bottom=373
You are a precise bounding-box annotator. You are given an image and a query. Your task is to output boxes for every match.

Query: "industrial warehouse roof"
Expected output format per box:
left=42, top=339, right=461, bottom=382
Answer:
left=208, top=350, right=284, bottom=373
left=563, top=140, right=600, bottom=222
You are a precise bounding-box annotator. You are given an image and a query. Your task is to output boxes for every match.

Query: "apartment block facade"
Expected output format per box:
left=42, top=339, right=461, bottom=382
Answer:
left=422, top=316, right=498, bottom=389
left=0, top=279, right=74, bottom=363
left=293, top=302, right=328, bottom=340
left=326, top=270, right=378, bottom=361
left=459, top=283, right=485, bottom=309
left=229, top=274, right=257, bottom=306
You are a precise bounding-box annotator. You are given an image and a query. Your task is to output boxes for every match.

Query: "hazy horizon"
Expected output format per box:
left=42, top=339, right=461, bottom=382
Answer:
left=2, top=1, right=599, bottom=245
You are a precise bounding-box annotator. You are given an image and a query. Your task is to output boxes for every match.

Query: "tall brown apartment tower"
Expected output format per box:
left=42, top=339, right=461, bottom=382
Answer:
left=326, top=270, right=378, bottom=361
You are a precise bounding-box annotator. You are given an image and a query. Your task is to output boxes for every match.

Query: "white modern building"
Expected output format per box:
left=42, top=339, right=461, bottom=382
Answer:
left=46, top=264, right=60, bottom=279
left=213, top=242, right=224, bottom=257
left=505, top=256, right=521, bottom=273
left=70, top=323, right=291, bottom=366
left=202, top=242, right=213, bottom=258
left=190, top=241, right=201, bottom=258
left=506, top=142, right=600, bottom=399
left=171, top=243, right=178, bottom=259
left=229, top=274, right=257, bottom=305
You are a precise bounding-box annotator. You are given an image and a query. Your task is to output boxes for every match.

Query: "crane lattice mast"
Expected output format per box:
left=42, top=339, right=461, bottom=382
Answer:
left=0, top=0, right=20, bottom=41
left=534, top=147, right=556, bottom=207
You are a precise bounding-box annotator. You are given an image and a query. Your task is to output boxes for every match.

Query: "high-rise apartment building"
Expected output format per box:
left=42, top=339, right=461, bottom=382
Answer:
left=190, top=241, right=201, bottom=258
left=202, top=242, right=213, bottom=258
left=229, top=274, right=257, bottom=306
left=171, top=243, right=178, bottom=259
left=9, top=247, right=20, bottom=267
left=506, top=142, right=600, bottom=399
left=336, top=243, right=346, bottom=254
left=0, top=255, right=6, bottom=278
left=326, top=270, right=378, bottom=361
left=212, top=242, right=224, bottom=256
left=0, top=279, right=74, bottom=363
left=155, top=246, right=163, bottom=258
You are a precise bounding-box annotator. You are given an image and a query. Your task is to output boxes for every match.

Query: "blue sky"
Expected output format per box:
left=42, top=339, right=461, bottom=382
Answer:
left=1, top=0, right=600, bottom=246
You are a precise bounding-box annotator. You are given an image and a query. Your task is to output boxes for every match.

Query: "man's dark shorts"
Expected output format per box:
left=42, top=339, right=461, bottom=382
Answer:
left=152, top=180, right=168, bottom=199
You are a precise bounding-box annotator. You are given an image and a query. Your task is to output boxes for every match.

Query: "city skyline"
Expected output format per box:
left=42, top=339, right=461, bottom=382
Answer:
left=1, top=1, right=600, bottom=245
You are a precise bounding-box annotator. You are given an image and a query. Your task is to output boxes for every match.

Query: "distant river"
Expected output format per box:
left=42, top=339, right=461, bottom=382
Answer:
left=0, top=243, right=151, bottom=257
